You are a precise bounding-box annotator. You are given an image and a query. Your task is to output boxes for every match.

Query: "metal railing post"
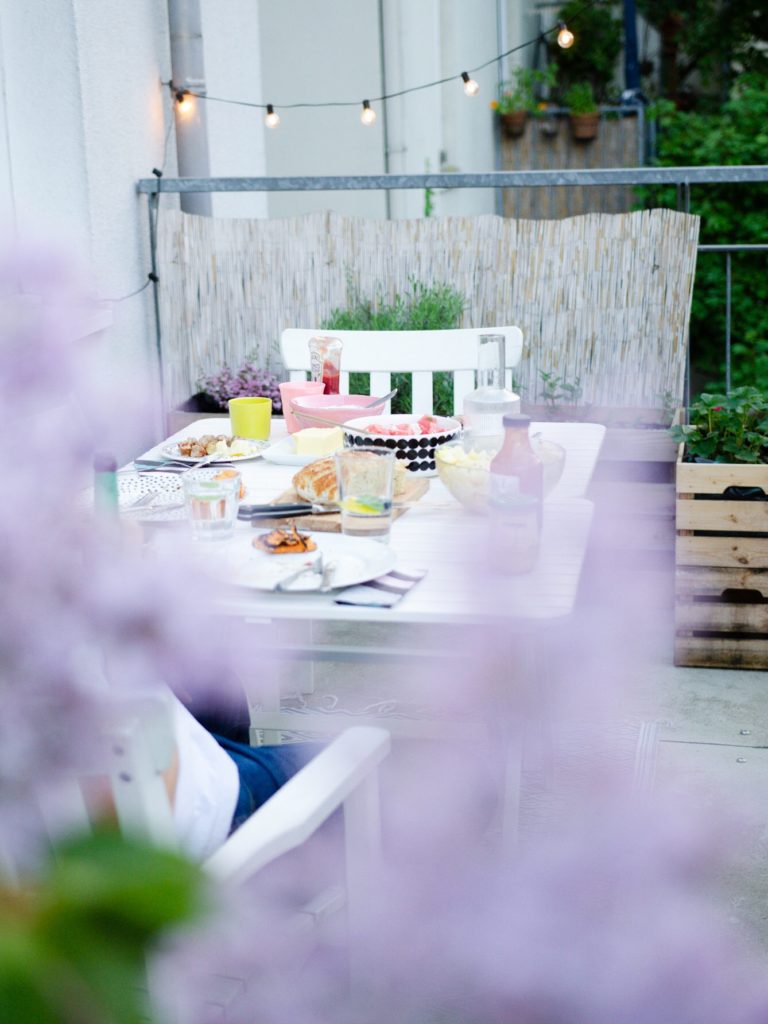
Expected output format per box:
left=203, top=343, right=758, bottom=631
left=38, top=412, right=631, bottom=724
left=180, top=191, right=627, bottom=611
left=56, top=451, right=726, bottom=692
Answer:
left=725, top=252, right=732, bottom=393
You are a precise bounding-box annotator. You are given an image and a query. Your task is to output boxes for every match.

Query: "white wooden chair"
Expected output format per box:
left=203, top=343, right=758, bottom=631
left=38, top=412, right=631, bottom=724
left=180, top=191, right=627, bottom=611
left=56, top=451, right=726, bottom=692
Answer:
left=280, top=327, right=523, bottom=415
left=8, top=695, right=390, bottom=1019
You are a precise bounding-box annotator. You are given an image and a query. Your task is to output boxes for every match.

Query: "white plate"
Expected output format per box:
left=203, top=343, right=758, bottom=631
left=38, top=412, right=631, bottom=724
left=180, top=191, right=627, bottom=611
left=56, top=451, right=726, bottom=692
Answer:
left=261, top=434, right=338, bottom=467
left=215, top=532, right=396, bottom=592
left=161, top=439, right=267, bottom=463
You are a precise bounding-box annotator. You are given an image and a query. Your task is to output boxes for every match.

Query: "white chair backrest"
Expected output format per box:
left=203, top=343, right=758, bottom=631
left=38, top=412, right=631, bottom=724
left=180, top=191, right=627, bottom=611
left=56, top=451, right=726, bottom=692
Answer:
left=280, top=327, right=523, bottom=415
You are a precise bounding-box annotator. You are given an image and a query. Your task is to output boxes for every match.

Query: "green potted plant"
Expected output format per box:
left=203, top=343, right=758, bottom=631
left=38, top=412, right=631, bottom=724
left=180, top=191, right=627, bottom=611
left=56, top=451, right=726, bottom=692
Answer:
left=670, top=387, right=768, bottom=464
left=564, top=81, right=600, bottom=141
left=492, top=66, right=555, bottom=138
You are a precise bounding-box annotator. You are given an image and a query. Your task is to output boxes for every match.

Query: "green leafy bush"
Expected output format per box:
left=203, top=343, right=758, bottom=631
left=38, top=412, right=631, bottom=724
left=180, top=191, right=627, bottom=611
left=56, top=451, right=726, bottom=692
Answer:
left=0, top=828, right=204, bottom=1024
left=640, top=73, right=768, bottom=393
left=322, top=280, right=467, bottom=415
left=549, top=0, right=622, bottom=101
left=670, top=386, right=768, bottom=463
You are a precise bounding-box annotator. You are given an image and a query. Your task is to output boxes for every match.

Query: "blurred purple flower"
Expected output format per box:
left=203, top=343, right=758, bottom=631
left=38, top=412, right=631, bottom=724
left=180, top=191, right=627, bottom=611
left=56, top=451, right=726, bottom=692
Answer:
left=198, top=362, right=282, bottom=412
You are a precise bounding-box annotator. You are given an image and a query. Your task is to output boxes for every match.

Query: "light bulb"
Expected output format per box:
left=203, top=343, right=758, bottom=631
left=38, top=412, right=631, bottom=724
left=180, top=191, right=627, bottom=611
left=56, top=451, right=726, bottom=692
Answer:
left=461, top=71, right=480, bottom=97
left=557, top=22, right=574, bottom=48
left=264, top=104, right=280, bottom=129
left=360, top=100, right=377, bottom=126
left=175, top=90, right=192, bottom=114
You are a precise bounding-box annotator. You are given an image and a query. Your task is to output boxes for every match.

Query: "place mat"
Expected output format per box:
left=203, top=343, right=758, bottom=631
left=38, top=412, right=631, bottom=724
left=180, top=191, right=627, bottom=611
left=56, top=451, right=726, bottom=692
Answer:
left=255, top=476, right=430, bottom=533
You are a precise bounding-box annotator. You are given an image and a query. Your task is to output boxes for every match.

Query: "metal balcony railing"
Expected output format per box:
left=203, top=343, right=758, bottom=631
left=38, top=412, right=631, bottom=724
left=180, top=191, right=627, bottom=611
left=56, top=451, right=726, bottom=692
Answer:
left=138, top=165, right=768, bottom=402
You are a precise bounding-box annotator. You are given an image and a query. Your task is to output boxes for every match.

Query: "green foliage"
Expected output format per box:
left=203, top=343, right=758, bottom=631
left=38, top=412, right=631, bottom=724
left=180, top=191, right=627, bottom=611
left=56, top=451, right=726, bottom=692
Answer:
left=538, top=369, right=583, bottom=408
left=494, top=66, right=557, bottom=115
left=322, top=280, right=467, bottom=415
left=640, top=73, right=768, bottom=392
left=563, top=81, right=598, bottom=115
left=549, top=0, right=621, bottom=101
left=0, top=828, right=205, bottom=1024
left=636, top=0, right=768, bottom=100
left=670, top=386, right=768, bottom=463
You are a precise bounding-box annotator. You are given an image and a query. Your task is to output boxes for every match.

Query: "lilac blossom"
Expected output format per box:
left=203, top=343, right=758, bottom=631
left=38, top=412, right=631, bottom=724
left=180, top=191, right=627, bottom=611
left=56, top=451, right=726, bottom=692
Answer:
left=0, top=249, right=258, bottom=863
left=4, top=242, right=768, bottom=1024
left=198, top=362, right=282, bottom=412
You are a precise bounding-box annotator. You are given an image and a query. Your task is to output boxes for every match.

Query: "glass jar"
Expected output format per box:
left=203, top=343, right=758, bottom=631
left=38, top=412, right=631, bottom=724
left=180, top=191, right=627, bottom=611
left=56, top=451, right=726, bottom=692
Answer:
left=308, top=335, right=343, bottom=395
left=462, top=334, right=520, bottom=441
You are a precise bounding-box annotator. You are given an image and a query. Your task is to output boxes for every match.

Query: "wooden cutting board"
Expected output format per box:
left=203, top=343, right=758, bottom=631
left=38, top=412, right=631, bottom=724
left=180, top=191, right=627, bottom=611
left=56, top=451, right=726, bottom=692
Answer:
left=252, top=476, right=430, bottom=533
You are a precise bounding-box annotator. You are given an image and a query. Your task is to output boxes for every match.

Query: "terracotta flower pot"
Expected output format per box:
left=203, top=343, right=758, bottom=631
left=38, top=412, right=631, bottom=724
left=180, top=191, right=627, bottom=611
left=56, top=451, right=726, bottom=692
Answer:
left=569, top=112, right=600, bottom=142
left=500, top=111, right=528, bottom=138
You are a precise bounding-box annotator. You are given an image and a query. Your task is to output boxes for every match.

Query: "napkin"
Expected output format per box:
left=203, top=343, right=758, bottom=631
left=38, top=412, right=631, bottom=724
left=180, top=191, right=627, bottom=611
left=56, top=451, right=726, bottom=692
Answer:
left=334, top=566, right=427, bottom=607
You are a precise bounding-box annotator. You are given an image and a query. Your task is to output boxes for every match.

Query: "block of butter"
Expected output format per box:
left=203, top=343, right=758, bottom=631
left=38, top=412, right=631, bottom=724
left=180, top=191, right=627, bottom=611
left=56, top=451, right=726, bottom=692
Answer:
left=294, top=426, right=345, bottom=457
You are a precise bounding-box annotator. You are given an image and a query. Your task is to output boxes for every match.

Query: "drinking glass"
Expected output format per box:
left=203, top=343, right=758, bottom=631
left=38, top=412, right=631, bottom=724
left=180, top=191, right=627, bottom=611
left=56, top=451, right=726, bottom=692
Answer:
left=335, top=447, right=395, bottom=542
left=182, top=469, right=241, bottom=541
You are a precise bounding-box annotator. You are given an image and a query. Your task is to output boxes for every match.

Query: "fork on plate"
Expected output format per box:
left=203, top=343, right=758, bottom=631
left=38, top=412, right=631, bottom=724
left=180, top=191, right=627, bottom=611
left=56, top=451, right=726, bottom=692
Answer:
left=274, top=553, right=324, bottom=593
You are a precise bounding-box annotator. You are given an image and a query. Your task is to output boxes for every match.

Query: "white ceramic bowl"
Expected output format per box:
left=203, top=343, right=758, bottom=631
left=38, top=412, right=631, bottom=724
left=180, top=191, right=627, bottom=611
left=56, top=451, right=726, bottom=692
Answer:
left=342, top=414, right=462, bottom=477
left=435, top=434, right=566, bottom=511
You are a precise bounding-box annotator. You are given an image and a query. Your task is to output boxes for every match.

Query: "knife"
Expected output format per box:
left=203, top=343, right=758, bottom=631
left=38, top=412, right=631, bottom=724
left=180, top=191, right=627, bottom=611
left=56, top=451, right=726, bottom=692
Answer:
left=238, top=502, right=337, bottom=522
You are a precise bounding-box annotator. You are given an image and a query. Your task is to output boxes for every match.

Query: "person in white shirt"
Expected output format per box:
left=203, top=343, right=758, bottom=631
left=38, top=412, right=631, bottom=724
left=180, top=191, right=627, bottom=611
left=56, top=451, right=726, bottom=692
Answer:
left=167, top=698, right=318, bottom=861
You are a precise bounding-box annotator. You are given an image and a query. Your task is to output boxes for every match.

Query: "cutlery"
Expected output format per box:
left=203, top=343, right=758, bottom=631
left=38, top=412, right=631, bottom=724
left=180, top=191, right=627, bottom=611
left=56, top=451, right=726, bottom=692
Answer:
left=123, top=491, right=162, bottom=510
left=239, top=502, right=337, bottom=522
left=364, top=388, right=398, bottom=408
left=137, top=501, right=186, bottom=516
left=274, top=554, right=324, bottom=593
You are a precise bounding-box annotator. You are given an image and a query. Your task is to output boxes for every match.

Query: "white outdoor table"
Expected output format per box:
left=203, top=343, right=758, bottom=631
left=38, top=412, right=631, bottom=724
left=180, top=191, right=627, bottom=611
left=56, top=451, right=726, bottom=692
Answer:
left=137, top=417, right=604, bottom=627
left=136, top=416, right=605, bottom=841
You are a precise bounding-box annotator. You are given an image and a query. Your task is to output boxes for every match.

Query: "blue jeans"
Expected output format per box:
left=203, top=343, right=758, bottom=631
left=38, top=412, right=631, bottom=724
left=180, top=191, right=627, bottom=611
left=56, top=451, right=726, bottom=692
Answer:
left=211, top=734, right=321, bottom=832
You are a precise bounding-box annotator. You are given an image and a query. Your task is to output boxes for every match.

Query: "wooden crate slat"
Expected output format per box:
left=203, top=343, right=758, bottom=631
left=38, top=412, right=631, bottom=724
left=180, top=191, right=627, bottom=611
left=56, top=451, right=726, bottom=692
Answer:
left=675, top=566, right=768, bottom=599
left=676, top=535, right=768, bottom=569
left=675, top=499, right=768, bottom=532
left=675, top=602, right=768, bottom=633
left=676, top=460, right=768, bottom=495
left=675, top=636, right=768, bottom=670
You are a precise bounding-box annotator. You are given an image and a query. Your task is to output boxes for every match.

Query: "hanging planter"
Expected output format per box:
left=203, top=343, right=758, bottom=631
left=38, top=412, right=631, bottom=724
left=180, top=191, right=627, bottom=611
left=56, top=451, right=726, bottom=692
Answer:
left=569, top=111, right=600, bottom=141
left=492, top=66, right=557, bottom=141
left=500, top=110, right=528, bottom=138
left=563, top=82, right=600, bottom=143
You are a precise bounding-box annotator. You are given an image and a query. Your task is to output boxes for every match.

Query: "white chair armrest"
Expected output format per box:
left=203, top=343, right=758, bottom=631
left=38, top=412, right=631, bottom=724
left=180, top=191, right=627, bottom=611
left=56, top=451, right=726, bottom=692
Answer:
left=204, top=727, right=390, bottom=886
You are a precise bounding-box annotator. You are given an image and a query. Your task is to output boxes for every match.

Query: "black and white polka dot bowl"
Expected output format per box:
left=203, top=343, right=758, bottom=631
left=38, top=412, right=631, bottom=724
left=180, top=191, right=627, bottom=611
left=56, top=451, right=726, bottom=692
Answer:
left=342, top=414, right=462, bottom=477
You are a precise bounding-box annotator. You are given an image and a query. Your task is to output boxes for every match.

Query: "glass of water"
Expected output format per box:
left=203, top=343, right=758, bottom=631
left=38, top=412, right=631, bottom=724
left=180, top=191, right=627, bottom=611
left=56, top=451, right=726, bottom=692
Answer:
left=335, top=447, right=395, bottom=542
left=182, top=469, right=241, bottom=541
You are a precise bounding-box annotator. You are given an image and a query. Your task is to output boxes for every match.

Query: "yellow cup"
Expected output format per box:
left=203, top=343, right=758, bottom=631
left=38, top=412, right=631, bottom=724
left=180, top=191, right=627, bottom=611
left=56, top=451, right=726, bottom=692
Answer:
left=228, top=397, right=272, bottom=440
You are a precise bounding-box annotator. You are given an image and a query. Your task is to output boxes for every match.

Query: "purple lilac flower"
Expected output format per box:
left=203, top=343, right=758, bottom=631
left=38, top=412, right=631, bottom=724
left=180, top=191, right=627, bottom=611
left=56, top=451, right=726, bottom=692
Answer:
left=199, top=363, right=282, bottom=412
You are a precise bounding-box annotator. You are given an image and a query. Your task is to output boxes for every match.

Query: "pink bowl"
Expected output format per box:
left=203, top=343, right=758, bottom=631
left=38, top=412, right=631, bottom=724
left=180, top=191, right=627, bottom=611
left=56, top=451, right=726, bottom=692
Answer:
left=290, top=393, right=388, bottom=429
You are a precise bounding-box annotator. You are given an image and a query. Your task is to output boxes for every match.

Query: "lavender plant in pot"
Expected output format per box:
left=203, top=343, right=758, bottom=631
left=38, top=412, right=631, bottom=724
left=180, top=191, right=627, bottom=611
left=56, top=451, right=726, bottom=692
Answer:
left=172, top=361, right=282, bottom=432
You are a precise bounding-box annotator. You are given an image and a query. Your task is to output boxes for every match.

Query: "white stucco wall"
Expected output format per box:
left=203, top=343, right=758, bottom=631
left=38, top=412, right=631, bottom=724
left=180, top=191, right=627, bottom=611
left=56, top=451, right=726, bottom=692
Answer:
left=258, top=0, right=387, bottom=220
left=200, top=0, right=268, bottom=219
left=0, top=0, right=173, bottom=447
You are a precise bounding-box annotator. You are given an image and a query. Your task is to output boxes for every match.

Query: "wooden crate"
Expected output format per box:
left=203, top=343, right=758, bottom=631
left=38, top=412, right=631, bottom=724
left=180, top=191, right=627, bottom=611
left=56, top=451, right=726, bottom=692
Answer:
left=675, top=452, right=768, bottom=669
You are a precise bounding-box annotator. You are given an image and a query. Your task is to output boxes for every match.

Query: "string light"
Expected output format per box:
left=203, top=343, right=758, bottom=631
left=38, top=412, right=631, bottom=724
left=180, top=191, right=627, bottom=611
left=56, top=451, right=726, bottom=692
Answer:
left=163, top=0, right=597, bottom=125
left=175, top=89, right=192, bottom=113
left=264, top=103, right=280, bottom=128
left=461, top=71, right=480, bottom=97
left=557, top=22, right=575, bottom=48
